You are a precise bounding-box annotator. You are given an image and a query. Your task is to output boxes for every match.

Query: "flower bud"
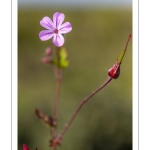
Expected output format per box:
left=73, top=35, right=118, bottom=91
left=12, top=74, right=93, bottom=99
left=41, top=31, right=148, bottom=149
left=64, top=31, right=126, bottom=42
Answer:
left=45, top=47, right=52, bottom=56
left=41, top=57, right=51, bottom=64
left=108, top=62, right=120, bottom=79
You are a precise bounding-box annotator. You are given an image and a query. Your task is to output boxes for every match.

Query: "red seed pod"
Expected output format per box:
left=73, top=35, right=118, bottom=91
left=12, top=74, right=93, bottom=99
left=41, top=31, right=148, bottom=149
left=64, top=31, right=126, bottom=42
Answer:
left=108, top=61, right=120, bottom=79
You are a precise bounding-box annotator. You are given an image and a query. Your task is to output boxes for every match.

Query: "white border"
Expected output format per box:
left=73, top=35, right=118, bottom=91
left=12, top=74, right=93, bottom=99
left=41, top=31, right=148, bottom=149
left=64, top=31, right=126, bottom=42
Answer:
left=0, top=0, right=12, bottom=149
left=139, top=0, right=150, bottom=150
left=133, top=0, right=139, bottom=149
left=12, top=0, right=18, bottom=149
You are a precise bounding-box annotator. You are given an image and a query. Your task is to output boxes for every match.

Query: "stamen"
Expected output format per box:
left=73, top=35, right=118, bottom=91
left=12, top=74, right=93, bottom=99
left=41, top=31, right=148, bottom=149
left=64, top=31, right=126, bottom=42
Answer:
left=54, top=29, right=58, bottom=34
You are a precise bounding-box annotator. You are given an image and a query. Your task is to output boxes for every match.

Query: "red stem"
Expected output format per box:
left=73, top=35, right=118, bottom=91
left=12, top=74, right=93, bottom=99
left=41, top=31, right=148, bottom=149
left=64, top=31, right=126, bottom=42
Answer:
left=54, top=68, right=61, bottom=122
left=53, top=67, right=62, bottom=136
left=125, top=34, right=132, bottom=50
left=51, top=48, right=62, bottom=150
left=56, top=77, right=112, bottom=142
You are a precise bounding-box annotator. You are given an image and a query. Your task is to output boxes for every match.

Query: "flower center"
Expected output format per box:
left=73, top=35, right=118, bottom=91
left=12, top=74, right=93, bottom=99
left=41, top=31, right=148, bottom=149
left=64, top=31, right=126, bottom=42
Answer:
left=54, top=29, right=58, bottom=34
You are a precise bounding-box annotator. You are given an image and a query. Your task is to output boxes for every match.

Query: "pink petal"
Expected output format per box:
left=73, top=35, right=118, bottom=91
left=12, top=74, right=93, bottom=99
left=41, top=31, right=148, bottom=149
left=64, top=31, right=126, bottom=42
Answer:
left=39, top=30, right=54, bottom=41
left=22, top=144, right=30, bottom=150
left=53, top=12, right=65, bottom=29
left=52, top=34, right=64, bottom=47
left=40, top=16, right=54, bottom=30
left=59, top=22, right=72, bottom=34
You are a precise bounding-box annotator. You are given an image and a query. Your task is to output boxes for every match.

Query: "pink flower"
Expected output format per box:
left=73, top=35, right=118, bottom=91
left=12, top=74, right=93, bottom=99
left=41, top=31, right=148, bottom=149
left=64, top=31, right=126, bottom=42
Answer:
left=22, top=144, right=38, bottom=150
left=39, top=12, right=72, bottom=47
left=22, top=144, right=30, bottom=150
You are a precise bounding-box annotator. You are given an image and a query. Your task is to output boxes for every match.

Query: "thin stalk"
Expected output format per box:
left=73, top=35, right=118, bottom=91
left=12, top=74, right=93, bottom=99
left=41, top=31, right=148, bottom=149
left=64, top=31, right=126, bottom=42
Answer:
left=54, top=67, right=61, bottom=122
left=53, top=66, right=62, bottom=137
left=51, top=67, right=61, bottom=150
left=56, top=77, right=112, bottom=142
left=51, top=48, right=62, bottom=150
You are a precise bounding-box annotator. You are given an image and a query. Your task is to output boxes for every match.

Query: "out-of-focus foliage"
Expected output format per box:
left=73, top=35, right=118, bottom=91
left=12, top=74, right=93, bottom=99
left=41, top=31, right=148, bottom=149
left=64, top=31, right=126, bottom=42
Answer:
left=18, top=7, right=132, bottom=150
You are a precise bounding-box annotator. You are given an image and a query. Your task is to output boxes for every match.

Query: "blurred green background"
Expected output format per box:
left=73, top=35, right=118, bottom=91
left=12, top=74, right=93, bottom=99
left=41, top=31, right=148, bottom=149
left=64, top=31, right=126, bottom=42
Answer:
left=18, top=6, right=132, bottom=150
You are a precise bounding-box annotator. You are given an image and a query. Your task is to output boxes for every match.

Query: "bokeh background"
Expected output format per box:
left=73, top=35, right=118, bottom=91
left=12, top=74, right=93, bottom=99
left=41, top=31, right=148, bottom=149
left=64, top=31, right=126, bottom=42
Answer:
left=18, top=1, right=132, bottom=150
